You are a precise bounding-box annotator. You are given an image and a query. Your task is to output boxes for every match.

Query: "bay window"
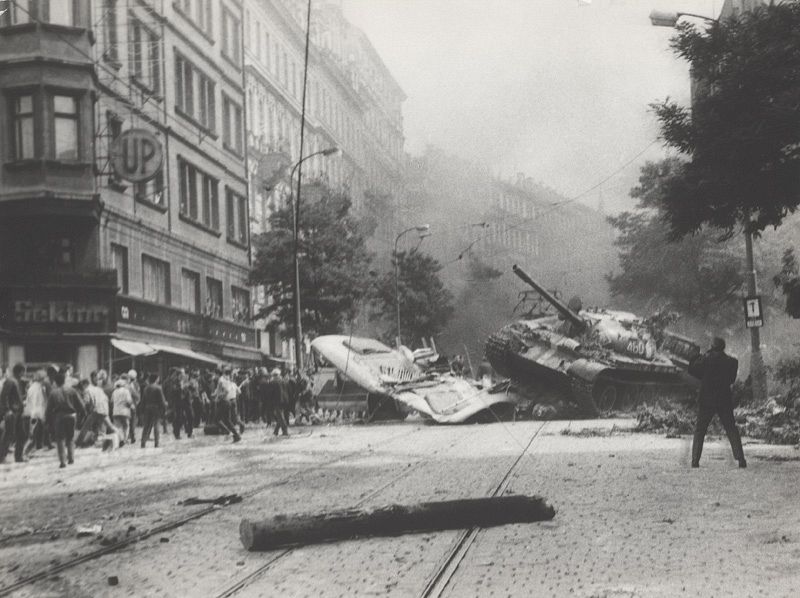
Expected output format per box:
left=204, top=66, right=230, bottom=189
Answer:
left=11, top=95, right=35, bottom=159
left=53, top=95, right=79, bottom=160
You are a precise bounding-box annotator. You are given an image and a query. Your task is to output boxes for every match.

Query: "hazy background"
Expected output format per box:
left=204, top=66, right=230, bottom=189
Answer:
left=343, top=0, right=719, bottom=213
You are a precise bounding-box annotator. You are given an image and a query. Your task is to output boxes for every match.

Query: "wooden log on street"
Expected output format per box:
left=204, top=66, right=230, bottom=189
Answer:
left=240, top=494, right=555, bottom=551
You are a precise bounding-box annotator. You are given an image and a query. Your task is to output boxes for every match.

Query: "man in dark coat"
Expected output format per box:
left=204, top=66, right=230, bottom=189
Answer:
left=267, top=369, right=288, bottom=436
left=46, top=370, right=85, bottom=468
left=141, top=373, right=168, bottom=448
left=0, top=363, right=26, bottom=463
left=173, top=369, right=194, bottom=440
left=688, top=337, right=746, bottom=468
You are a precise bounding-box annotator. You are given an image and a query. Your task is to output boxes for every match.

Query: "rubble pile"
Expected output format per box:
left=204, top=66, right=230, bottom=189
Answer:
left=737, top=400, right=800, bottom=445
left=635, top=403, right=699, bottom=436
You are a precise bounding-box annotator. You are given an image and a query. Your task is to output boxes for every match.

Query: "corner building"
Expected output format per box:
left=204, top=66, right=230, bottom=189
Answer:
left=0, top=0, right=260, bottom=375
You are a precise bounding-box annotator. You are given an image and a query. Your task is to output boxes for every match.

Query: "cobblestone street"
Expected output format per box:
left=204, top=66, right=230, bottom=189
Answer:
left=1, top=420, right=799, bottom=597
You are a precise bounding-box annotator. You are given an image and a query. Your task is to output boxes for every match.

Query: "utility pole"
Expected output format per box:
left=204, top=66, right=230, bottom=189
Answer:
left=744, top=224, right=768, bottom=402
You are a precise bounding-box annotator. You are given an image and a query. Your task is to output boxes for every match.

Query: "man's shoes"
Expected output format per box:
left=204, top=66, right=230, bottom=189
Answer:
left=739, top=460, right=747, bottom=468
left=232, top=436, right=241, bottom=443
left=691, top=462, right=700, bottom=468
left=59, top=463, right=66, bottom=469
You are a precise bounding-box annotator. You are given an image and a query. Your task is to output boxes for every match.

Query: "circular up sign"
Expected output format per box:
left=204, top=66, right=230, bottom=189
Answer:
left=110, top=128, right=164, bottom=183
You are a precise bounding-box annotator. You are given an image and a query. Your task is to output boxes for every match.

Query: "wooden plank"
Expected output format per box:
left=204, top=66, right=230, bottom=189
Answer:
left=240, top=495, right=555, bottom=551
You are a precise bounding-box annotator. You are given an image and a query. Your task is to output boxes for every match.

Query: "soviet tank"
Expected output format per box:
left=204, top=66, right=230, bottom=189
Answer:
left=485, top=265, right=700, bottom=416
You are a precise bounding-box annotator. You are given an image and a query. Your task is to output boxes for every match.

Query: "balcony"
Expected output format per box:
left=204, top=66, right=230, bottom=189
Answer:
left=117, top=296, right=258, bottom=349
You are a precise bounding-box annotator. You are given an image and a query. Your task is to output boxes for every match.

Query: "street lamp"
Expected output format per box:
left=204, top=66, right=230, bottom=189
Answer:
left=394, top=224, right=430, bottom=347
left=291, top=146, right=340, bottom=371
left=649, top=10, right=716, bottom=27
left=650, top=8, right=767, bottom=402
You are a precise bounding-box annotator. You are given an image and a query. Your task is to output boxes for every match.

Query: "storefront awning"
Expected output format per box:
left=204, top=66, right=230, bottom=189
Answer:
left=112, top=339, right=222, bottom=367
left=111, top=338, right=157, bottom=357
left=148, top=343, right=222, bottom=366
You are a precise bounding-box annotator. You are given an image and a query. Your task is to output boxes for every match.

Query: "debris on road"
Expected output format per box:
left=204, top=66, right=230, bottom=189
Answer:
left=240, top=494, right=555, bottom=551
left=76, top=524, right=102, bottom=538
left=178, top=494, right=243, bottom=507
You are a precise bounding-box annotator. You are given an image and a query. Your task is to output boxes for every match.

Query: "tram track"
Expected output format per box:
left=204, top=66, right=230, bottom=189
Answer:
left=419, top=419, right=549, bottom=598
left=211, top=425, right=479, bottom=598
left=0, top=426, right=422, bottom=597
left=212, top=420, right=549, bottom=598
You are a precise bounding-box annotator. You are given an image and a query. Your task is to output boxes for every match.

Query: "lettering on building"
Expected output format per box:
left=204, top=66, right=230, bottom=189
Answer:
left=14, top=300, right=109, bottom=324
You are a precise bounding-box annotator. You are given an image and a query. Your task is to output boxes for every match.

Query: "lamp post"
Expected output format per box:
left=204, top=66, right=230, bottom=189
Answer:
left=290, top=147, right=339, bottom=371
left=394, top=224, right=430, bottom=347
left=650, top=9, right=768, bottom=402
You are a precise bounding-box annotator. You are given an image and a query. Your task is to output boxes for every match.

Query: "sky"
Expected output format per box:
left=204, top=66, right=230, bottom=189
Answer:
left=341, top=0, right=720, bottom=212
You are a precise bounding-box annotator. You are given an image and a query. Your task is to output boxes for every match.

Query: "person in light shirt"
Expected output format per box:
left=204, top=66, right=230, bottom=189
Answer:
left=76, top=371, right=119, bottom=447
left=23, top=369, right=47, bottom=459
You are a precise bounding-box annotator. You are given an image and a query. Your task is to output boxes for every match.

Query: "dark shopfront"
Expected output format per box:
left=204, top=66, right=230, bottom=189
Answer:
left=0, top=272, right=118, bottom=375
left=112, top=296, right=261, bottom=377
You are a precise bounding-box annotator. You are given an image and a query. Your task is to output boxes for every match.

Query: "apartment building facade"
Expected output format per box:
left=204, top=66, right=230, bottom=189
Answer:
left=0, top=0, right=260, bottom=374
left=242, top=0, right=406, bottom=360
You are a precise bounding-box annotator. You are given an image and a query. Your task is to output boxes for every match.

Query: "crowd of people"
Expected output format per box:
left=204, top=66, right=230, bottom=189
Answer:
left=0, top=362, right=314, bottom=469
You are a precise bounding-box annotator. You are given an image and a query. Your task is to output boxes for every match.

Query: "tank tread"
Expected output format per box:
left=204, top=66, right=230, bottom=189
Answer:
left=590, top=377, right=695, bottom=414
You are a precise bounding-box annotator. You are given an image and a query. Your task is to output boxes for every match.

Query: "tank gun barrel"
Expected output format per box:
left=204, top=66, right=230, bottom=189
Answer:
left=512, top=264, right=586, bottom=332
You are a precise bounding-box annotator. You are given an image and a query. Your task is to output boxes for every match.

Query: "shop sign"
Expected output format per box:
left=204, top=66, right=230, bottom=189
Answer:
left=110, top=128, right=163, bottom=183
left=14, top=300, right=109, bottom=324
left=0, top=287, right=116, bottom=334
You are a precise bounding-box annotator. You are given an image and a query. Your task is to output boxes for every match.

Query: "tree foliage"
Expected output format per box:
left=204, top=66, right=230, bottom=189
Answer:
left=607, top=159, right=744, bottom=324
left=651, top=3, right=800, bottom=238
left=773, top=248, right=800, bottom=318
left=249, top=188, right=372, bottom=336
left=371, top=249, right=454, bottom=345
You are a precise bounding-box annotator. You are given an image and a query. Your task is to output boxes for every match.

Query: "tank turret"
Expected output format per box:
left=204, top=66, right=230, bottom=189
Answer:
left=512, top=265, right=586, bottom=334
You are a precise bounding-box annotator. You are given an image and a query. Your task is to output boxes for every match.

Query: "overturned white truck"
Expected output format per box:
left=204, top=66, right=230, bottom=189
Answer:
left=310, top=335, right=517, bottom=424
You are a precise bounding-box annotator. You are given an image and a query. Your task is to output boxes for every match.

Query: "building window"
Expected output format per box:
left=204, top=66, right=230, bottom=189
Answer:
left=178, top=157, right=219, bottom=231
left=181, top=268, right=201, bottom=313
left=111, top=243, right=129, bottom=294
left=53, top=95, right=79, bottom=161
left=175, top=52, right=215, bottom=131
left=2, top=0, right=31, bottom=25
left=142, top=254, right=170, bottom=305
left=222, top=94, right=243, bottom=155
left=206, top=276, right=223, bottom=318
left=221, top=7, right=241, bottom=66
left=225, top=187, right=247, bottom=246
left=177, top=0, right=212, bottom=36
left=130, top=18, right=160, bottom=94
left=47, top=0, right=75, bottom=26
left=134, top=170, right=165, bottom=208
left=103, top=0, right=119, bottom=62
left=232, top=286, right=250, bottom=322
left=11, top=95, right=35, bottom=160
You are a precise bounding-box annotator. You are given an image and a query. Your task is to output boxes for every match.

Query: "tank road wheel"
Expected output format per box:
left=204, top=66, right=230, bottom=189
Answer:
left=594, top=385, right=618, bottom=413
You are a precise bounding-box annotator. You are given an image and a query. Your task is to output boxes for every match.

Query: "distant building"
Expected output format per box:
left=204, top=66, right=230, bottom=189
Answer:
left=0, top=0, right=260, bottom=374
left=243, top=0, right=406, bottom=362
